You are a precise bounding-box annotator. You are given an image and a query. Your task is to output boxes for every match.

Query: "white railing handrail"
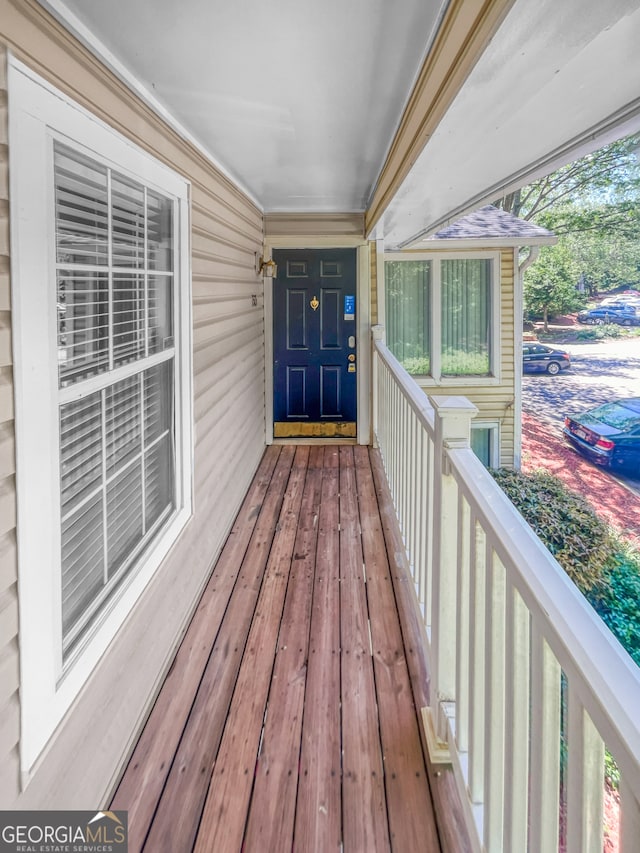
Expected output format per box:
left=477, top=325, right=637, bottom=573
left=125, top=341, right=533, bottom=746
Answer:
left=372, top=333, right=640, bottom=850
left=448, top=445, right=640, bottom=791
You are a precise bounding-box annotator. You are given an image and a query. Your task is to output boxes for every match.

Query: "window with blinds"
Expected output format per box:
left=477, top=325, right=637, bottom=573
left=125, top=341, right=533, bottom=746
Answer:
left=441, top=258, right=491, bottom=376
left=385, top=260, right=431, bottom=375
left=55, top=143, right=176, bottom=656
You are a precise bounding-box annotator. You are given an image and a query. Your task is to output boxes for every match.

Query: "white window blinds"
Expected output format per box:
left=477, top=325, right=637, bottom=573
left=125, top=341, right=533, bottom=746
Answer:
left=55, top=143, right=176, bottom=655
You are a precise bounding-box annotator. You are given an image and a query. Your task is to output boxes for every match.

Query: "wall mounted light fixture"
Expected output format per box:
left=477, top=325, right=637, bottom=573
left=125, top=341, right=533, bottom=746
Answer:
left=258, top=257, right=278, bottom=278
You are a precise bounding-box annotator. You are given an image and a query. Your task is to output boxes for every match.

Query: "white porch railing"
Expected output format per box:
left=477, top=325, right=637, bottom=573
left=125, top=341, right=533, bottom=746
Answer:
left=372, top=328, right=640, bottom=853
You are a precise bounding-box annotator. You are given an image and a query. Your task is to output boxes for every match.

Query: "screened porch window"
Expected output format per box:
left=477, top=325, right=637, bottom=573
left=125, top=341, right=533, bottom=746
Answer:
left=55, top=143, right=176, bottom=656
left=441, top=258, right=491, bottom=376
left=385, top=260, right=431, bottom=375
left=384, top=254, right=497, bottom=380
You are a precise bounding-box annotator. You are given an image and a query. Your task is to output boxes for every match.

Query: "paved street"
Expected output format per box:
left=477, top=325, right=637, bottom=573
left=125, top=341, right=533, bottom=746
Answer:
left=522, top=337, right=640, bottom=493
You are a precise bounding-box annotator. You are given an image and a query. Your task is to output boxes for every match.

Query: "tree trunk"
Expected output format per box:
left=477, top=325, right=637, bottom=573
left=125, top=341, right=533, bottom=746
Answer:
left=543, top=306, right=549, bottom=333
left=498, top=189, right=523, bottom=217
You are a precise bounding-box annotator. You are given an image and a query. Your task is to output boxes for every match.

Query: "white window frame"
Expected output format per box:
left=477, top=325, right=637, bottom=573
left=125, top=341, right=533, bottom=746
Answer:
left=384, top=251, right=501, bottom=384
left=9, top=60, right=193, bottom=776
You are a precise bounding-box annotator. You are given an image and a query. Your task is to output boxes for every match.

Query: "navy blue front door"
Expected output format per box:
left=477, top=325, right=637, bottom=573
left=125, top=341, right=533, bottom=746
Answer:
left=273, top=249, right=357, bottom=437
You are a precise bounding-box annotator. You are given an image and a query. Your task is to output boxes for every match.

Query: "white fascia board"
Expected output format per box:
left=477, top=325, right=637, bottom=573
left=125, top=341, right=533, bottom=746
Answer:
left=403, top=235, right=558, bottom=251
left=36, top=0, right=264, bottom=212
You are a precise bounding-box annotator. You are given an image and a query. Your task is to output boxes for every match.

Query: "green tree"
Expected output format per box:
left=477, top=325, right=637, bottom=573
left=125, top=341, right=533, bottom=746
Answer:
left=524, top=243, right=582, bottom=330
left=563, top=225, right=640, bottom=293
left=497, top=133, right=640, bottom=315
left=495, top=135, right=640, bottom=225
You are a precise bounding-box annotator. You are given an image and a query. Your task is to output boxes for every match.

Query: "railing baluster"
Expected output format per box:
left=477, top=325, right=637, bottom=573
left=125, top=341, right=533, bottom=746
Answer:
left=483, top=550, right=506, bottom=852
left=456, top=495, right=471, bottom=754
left=529, top=628, right=561, bottom=853
left=566, top=687, right=604, bottom=853
left=503, top=584, right=530, bottom=851
left=469, top=520, right=485, bottom=805
left=416, top=426, right=427, bottom=615
left=425, top=432, right=434, bottom=631
left=620, top=774, right=640, bottom=853
left=410, top=411, right=419, bottom=588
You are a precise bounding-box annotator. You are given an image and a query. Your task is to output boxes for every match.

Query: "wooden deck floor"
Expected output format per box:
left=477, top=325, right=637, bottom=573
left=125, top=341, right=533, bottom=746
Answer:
left=111, top=445, right=445, bottom=852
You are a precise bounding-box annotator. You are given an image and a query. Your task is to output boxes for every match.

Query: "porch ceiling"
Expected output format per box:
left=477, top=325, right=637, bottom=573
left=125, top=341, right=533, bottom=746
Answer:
left=39, top=0, right=448, bottom=213
left=380, top=0, right=640, bottom=247
left=39, top=0, right=640, bottom=247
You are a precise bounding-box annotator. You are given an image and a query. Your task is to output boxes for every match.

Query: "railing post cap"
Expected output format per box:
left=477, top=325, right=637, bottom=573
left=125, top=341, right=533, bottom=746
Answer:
left=429, top=395, right=479, bottom=418
left=372, top=324, right=385, bottom=341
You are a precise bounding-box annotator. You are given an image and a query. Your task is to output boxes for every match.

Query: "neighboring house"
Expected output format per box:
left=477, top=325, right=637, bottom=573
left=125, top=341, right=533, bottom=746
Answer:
left=382, top=206, right=556, bottom=468
left=1, top=1, right=639, bottom=849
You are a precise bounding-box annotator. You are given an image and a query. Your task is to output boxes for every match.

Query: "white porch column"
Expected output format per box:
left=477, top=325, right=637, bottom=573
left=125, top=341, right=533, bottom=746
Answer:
left=429, top=395, right=478, bottom=725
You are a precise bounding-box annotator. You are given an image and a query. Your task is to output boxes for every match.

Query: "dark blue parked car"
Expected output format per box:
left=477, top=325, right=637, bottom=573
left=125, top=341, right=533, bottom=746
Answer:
left=523, top=343, right=571, bottom=375
left=563, top=399, right=640, bottom=473
left=577, top=307, right=640, bottom=326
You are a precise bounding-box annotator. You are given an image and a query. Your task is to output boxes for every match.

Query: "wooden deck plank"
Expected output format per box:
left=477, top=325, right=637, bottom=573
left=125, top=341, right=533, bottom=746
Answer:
left=293, top=446, right=342, bottom=851
left=354, top=446, right=440, bottom=851
left=242, top=446, right=324, bottom=851
left=111, top=445, right=282, bottom=850
left=193, top=447, right=310, bottom=853
left=140, top=446, right=296, bottom=853
left=339, top=446, right=391, bottom=853
left=369, top=447, right=474, bottom=853
left=113, top=445, right=453, bottom=853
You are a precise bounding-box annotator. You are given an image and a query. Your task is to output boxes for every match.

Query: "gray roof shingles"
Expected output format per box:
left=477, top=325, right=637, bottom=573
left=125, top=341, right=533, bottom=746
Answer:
left=427, top=205, right=555, bottom=240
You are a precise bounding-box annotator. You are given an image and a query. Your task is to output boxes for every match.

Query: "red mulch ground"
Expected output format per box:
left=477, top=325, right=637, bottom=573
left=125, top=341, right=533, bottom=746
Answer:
left=521, top=412, right=640, bottom=545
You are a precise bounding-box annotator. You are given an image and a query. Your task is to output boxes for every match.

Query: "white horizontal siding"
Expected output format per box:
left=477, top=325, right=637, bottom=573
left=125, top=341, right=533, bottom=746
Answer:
left=264, top=211, right=365, bottom=237
left=1, top=2, right=266, bottom=807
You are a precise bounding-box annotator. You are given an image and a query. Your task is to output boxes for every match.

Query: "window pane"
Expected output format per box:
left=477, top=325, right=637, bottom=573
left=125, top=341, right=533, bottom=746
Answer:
left=106, top=375, right=141, bottom=475
left=58, top=270, right=109, bottom=386
left=112, top=175, right=145, bottom=268
left=55, top=144, right=108, bottom=265
left=385, top=261, right=431, bottom=374
left=60, top=392, right=103, bottom=514
left=107, top=461, right=144, bottom=579
left=471, top=427, right=492, bottom=467
left=145, top=435, right=174, bottom=530
left=148, top=275, right=174, bottom=353
left=144, top=361, right=173, bottom=446
left=144, top=362, right=174, bottom=528
left=61, top=492, right=104, bottom=640
left=113, top=273, right=145, bottom=366
left=441, top=259, right=491, bottom=376
left=147, top=190, right=173, bottom=272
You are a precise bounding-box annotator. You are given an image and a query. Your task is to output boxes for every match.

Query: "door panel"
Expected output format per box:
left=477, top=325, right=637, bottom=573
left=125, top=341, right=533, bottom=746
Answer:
left=286, top=290, right=308, bottom=349
left=320, top=289, right=341, bottom=349
left=273, top=248, right=357, bottom=437
left=320, top=365, right=341, bottom=417
left=286, top=366, right=308, bottom=417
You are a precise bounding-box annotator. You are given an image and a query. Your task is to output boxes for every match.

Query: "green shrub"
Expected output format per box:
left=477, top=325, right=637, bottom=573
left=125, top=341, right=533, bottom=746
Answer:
left=401, top=356, right=430, bottom=375
left=576, top=323, right=623, bottom=340
left=493, top=467, right=640, bottom=793
left=491, top=468, right=615, bottom=595
left=594, top=554, right=640, bottom=667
